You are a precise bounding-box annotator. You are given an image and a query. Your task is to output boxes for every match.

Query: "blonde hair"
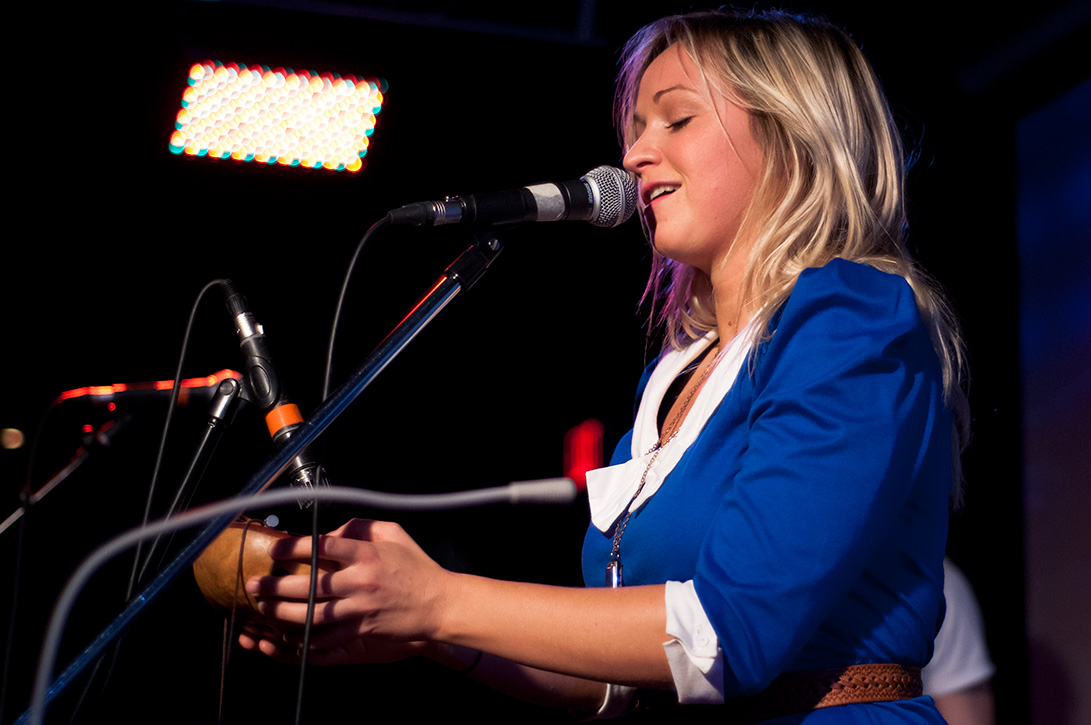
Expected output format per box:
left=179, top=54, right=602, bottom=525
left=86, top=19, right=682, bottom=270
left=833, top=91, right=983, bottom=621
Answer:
left=616, top=9, right=969, bottom=490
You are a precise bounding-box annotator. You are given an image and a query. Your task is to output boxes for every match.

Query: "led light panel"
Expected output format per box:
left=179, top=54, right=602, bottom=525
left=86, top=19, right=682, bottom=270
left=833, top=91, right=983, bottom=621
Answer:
left=169, top=61, right=385, bottom=172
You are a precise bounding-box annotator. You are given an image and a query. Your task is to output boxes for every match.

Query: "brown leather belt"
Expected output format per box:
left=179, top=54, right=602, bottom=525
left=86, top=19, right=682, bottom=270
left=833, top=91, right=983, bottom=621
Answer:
left=730, top=663, right=923, bottom=721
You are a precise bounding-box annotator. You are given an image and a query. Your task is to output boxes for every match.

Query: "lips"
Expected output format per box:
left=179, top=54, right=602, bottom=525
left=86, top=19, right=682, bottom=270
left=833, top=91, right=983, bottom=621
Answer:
left=641, top=182, right=680, bottom=208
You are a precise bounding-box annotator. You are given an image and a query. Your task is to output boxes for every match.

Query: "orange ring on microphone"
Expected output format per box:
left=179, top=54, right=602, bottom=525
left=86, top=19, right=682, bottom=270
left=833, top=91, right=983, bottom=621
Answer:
left=265, top=403, right=303, bottom=438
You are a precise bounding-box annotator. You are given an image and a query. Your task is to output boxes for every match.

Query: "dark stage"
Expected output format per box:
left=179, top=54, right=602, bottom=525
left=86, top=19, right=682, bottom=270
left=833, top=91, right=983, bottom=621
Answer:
left=2, top=1, right=1088, bottom=723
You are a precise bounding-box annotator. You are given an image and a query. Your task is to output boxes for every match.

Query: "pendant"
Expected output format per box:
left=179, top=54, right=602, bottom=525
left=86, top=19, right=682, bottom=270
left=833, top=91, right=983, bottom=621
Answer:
left=606, top=558, right=623, bottom=588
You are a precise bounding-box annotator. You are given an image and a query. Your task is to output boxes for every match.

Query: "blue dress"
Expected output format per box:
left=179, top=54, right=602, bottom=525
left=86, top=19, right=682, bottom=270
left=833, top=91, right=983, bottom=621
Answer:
left=582, top=260, right=950, bottom=722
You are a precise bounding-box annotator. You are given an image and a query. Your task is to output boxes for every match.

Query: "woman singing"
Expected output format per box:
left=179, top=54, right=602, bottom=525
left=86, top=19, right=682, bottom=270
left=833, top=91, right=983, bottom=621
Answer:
left=241, top=9, right=968, bottom=722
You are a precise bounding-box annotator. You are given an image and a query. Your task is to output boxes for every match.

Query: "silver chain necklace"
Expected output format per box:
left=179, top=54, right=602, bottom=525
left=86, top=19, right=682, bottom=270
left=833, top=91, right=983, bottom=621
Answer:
left=606, top=341, right=721, bottom=588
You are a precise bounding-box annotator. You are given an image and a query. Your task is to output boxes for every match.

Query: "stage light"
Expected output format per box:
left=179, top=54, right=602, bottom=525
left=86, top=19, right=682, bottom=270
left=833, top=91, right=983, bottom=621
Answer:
left=169, top=61, right=384, bottom=173
left=564, top=419, right=604, bottom=491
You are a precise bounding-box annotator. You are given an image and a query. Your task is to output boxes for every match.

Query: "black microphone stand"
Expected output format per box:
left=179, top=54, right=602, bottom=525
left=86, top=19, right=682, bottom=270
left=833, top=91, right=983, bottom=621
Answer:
left=133, top=376, right=247, bottom=587
left=19, top=232, right=504, bottom=723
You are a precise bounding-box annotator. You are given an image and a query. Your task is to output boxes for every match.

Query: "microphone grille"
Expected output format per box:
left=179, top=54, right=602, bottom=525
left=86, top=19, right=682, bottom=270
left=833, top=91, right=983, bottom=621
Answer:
left=582, top=166, right=637, bottom=228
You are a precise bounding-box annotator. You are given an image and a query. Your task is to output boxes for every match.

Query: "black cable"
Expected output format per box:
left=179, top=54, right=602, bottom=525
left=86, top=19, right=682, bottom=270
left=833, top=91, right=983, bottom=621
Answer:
left=322, top=216, right=390, bottom=400
left=3, top=281, right=229, bottom=721
left=293, top=215, right=390, bottom=725
left=130, top=278, right=230, bottom=594
left=78, top=279, right=229, bottom=720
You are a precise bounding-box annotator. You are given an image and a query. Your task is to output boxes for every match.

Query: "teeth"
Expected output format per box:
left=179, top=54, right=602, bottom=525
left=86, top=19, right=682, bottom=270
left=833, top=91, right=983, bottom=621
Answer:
left=648, top=185, right=678, bottom=202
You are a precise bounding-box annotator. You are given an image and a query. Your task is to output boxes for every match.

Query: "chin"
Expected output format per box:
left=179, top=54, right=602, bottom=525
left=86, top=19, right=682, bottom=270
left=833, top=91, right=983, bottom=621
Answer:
left=651, top=236, right=708, bottom=271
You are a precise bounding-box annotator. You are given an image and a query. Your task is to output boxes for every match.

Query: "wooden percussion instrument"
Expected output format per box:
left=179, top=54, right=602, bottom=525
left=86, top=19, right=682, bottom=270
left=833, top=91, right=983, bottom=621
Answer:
left=192, top=517, right=337, bottom=618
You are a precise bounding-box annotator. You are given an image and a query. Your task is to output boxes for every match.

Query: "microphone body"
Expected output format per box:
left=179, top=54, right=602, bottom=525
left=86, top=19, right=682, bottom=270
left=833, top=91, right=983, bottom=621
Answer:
left=223, top=282, right=325, bottom=504
left=388, top=166, right=636, bottom=229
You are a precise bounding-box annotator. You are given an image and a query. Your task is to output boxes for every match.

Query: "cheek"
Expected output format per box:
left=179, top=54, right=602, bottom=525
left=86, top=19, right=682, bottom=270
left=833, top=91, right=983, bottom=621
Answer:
left=691, top=133, right=739, bottom=184
left=695, top=186, right=755, bottom=254
left=697, top=161, right=753, bottom=225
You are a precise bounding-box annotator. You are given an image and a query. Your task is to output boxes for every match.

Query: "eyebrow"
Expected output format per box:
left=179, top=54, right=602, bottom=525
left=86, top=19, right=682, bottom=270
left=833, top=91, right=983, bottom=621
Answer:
left=632, top=84, right=697, bottom=126
left=652, top=84, right=690, bottom=103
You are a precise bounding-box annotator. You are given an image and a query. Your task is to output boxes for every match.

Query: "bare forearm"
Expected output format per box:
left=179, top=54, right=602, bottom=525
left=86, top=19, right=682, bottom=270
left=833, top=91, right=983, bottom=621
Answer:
left=247, top=520, right=675, bottom=710
left=436, top=573, right=674, bottom=689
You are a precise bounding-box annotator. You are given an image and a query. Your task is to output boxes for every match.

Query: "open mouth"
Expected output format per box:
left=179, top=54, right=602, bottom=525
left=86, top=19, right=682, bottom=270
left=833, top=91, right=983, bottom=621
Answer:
left=643, top=184, right=679, bottom=207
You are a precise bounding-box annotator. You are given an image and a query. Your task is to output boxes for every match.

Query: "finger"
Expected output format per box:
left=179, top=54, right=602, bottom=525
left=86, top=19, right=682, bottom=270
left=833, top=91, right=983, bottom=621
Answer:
left=243, top=622, right=348, bottom=652
left=327, top=518, right=378, bottom=539
left=268, top=533, right=375, bottom=564
left=240, top=621, right=283, bottom=642
left=248, top=561, right=383, bottom=602
left=238, top=630, right=259, bottom=650
left=255, top=596, right=357, bottom=626
left=330, top=518, right=415, bottom=547
left=266, top=534, right=329, bottom=562
left=260, top=638, right=303, bottom=663
left=246, top=571, right=339, bottom=600
left=238, top=631, right=301, bottom=664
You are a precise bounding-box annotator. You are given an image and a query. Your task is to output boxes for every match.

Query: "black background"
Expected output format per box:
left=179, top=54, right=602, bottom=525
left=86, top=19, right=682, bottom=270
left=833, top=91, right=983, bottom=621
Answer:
left=2, top=1, right=1087, bottom=722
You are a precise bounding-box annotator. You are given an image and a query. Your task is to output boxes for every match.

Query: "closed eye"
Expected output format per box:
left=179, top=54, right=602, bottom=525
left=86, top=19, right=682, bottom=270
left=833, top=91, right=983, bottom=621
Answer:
left=665, top=116, right=693, bottom=130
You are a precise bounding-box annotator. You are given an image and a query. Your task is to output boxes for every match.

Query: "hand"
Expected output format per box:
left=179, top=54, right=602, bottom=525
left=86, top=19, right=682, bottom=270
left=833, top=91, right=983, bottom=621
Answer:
left=244, top=519, right=451, bottom=646
left=238, top=620, right=430, bottom=666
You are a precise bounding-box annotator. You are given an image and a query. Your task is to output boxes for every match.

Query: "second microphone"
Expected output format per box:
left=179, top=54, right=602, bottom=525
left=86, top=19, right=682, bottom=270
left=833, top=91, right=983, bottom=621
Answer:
left=386, top=165, right=637, bottom=229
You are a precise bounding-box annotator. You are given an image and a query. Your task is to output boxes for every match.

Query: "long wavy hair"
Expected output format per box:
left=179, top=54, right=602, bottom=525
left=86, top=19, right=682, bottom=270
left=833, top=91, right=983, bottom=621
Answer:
left=616, top=8, right=969, bottom=489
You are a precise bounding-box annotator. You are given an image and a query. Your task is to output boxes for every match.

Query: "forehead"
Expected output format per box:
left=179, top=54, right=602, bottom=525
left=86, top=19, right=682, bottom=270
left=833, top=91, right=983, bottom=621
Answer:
left=636, top=44, right=704, bottom=103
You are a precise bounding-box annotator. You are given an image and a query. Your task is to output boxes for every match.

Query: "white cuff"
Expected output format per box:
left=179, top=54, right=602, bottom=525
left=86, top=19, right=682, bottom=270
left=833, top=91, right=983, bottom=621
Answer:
left=663, top=580, right=725, bottom=704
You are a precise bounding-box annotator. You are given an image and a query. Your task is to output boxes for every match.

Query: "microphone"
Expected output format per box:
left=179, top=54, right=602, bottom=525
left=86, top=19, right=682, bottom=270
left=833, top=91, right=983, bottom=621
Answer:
left=387, top=165, right=637, bottom=229
left=221, top=280, right=326, bottom=506
left=53, top=370, right=242, bottom=408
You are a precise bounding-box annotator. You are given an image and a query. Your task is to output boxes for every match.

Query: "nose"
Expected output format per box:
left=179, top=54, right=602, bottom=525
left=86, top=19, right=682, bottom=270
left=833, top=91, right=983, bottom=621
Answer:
left=622, top=130, right=658, bottom=176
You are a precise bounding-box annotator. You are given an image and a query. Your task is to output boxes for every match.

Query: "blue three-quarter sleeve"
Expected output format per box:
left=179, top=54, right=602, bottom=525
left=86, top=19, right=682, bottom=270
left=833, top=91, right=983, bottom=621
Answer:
left=692, top=260, right=951, bottom=696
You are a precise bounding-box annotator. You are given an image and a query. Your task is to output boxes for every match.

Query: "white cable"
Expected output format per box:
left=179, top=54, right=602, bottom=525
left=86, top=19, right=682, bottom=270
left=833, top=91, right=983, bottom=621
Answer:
left=27, top=479, right=576, bottom=725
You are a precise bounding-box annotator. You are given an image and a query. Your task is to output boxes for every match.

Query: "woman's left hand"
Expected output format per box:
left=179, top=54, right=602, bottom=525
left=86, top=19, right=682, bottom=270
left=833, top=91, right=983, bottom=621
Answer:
left=238, top=620, right=432, bottom=666
left=245, top=518, right=451, bottom=645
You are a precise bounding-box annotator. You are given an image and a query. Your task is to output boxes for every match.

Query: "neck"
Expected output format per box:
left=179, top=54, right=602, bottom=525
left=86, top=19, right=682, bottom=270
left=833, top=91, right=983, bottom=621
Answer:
left=706, top=233, right=757, bottom=343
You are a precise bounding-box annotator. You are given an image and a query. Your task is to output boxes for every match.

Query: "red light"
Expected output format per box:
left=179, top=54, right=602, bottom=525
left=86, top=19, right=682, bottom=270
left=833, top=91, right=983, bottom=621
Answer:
left=54, top=369, right=242, bottom=405
left=564, top=419, right=604, bottom=491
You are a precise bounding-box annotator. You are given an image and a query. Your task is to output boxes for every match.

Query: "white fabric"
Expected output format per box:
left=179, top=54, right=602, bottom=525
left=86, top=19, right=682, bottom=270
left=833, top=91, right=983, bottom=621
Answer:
left=663, top=580, right=726, bottom=703
left=921, top=558, right=995, bottom=696
left=586, top=326, right=754, bottom=532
